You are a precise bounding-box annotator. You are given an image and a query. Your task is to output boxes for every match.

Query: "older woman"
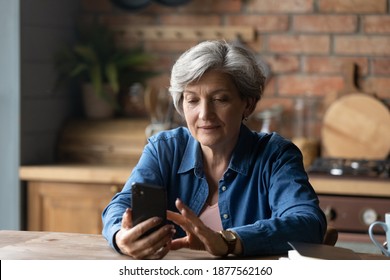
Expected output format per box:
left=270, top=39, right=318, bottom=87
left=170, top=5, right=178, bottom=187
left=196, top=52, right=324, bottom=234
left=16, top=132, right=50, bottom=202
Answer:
left=102, top=40, right=326, bottom=259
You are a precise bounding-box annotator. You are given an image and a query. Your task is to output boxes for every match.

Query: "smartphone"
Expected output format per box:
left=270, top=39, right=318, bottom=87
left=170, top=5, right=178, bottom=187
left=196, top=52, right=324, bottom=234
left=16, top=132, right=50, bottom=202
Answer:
left=131, top=182, right=167, bottom=237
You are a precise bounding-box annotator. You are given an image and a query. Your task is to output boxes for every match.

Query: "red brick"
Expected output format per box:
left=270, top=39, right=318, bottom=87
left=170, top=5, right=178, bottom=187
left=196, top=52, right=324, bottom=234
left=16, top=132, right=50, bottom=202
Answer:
left=304, top=57, right=369, bottom=75
left=278, top=75, right=344, bottom=96
left=145, top=41, right=197, bottom=54
left=293, top=15, right=357, bottom=33
left=268, top=35, right=330, bottom=54
left=228, top=15, right=289, bottom=32
left=246, top=0, right=313, bottom=13
left=244, top=40, right=265, bottom=53
left=160, top=14, right=221, bottom=25
left=103, top=15, right=156, bottom=26
left=335, top=36, right=390, bottom=56
left=263, top=77, right=276, bottom=97
left=255, top=96, right=292, bottom=113
left=318, top=0, right=387, bottom=13
left=363, top=16, right=390, bottom=34
left=263, top=55, right=300, bottom=74
left=364, top=77, right=390, bottom=100
left=371, top=59, right=390, bottom=75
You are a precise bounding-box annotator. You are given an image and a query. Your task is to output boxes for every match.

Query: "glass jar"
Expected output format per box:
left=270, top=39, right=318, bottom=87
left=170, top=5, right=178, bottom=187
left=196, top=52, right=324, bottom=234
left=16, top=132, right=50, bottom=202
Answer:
left=292, top=95, right=322, bottom=169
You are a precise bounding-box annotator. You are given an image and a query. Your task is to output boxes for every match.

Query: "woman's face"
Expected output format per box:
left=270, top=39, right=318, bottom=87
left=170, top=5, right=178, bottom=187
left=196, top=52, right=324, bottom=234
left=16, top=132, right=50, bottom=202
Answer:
left=183, top=70, right=252, bottom=151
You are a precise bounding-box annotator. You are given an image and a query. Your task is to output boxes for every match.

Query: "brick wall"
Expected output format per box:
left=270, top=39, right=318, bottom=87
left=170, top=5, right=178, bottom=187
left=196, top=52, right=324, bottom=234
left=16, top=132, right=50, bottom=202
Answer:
left=81, top=0, right=390, bottom=139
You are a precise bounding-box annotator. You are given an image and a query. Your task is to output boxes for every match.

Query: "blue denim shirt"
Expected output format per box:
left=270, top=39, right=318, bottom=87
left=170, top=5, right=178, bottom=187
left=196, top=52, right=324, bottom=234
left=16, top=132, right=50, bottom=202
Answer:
left=102, top=124, right=326, bottom=256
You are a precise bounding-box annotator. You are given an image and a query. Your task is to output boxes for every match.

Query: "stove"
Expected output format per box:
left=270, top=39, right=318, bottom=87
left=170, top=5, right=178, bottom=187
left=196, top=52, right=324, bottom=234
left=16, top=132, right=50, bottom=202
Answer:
left=308, top=158, right=390, bottom=245
left=308, top=158, right=390, bottom=178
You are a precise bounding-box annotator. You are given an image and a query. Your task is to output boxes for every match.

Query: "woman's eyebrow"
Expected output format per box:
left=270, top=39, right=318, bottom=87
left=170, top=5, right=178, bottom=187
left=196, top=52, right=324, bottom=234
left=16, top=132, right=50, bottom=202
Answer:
left=184, top=87, right=230, bottom=94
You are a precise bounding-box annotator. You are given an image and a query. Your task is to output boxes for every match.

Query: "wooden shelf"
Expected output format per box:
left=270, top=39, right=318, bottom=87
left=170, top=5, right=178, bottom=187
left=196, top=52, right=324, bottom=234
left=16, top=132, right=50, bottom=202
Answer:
left=112, top=25, right=256, bottom=42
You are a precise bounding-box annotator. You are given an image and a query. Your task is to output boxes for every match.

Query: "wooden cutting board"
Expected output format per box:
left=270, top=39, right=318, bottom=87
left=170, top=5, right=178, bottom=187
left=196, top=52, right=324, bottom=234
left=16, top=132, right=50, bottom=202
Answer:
left=321, top=93, right=390, bottom=159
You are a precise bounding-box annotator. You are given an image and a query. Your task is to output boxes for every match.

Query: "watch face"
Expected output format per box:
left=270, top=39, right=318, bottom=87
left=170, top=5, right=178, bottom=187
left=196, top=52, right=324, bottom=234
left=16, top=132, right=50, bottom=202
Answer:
left=222, top=230, right=237, bottom=242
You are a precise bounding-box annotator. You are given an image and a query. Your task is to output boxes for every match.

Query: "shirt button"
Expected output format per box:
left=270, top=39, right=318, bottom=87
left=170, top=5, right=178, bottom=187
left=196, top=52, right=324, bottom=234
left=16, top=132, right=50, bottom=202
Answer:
left=222, top=214, right=229, bottom=219
left=221, top=186, right=227, bottom=191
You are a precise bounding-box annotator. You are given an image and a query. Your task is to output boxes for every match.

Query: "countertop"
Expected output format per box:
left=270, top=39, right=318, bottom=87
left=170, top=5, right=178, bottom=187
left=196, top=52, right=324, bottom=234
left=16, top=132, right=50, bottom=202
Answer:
left=19, top=164, right=134, bottom=184
left=19, top=164, right=390, bottom=197
left=309, top=175, right=390, bottom=197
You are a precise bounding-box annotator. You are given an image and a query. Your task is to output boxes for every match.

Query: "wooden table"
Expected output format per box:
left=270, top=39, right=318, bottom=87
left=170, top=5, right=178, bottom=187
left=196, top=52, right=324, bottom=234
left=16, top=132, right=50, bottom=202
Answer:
left=0, top=230, right=388, bottom=260
left=0, top=230, right=219, bottom=260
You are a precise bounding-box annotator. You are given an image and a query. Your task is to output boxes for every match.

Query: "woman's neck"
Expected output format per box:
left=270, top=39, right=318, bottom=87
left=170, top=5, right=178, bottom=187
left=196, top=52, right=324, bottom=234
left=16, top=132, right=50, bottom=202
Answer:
left=202, top=148, right=232, bottom=205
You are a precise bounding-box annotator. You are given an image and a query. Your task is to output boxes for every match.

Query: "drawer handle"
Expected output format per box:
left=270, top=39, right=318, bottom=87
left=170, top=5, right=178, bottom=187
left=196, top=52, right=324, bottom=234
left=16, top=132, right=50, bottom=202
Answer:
left=324, top=206, right=336, bottom=221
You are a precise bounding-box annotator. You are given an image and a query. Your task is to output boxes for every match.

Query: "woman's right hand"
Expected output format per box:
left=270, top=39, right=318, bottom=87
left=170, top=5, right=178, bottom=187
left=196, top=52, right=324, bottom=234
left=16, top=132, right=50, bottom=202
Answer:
left=115, top=208, right=176, bottom=259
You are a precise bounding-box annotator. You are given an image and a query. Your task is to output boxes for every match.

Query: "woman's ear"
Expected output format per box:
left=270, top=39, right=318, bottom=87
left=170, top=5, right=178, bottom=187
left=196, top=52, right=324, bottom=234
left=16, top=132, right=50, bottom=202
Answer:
left=244, top=97, right=257, bottom=117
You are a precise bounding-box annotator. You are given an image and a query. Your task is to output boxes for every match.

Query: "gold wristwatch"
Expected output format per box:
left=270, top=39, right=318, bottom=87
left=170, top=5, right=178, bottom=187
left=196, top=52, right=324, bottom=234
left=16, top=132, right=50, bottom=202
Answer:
left=219, top=230, right=237, bottom=256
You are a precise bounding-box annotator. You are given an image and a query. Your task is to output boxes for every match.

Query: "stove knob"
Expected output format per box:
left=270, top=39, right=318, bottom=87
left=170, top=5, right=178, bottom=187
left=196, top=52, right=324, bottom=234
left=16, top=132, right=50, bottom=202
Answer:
left=323, top=206, right=336, bottom=221
left=361, top=208, right=378, bottom=226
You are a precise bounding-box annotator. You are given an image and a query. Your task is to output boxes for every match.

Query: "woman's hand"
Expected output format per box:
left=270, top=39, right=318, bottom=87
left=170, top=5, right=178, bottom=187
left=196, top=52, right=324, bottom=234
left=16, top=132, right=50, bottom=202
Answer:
left=167, top=199, right=239, bottom=257
left=115, top=208, right=176, bottom=259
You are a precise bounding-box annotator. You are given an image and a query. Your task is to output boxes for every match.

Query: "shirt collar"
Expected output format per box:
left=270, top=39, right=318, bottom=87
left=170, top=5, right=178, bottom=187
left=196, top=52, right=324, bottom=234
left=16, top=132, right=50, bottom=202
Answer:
left=228, top=124, right=256, bottom=176
left=178, top=124, right=256, bottom=176
left=178, top=135, right=202, bottom=174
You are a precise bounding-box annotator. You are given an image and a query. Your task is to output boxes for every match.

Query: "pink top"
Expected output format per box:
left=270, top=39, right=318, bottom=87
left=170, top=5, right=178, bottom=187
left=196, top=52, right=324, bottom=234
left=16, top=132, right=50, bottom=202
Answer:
left=198, top=203, right=223, bottom=232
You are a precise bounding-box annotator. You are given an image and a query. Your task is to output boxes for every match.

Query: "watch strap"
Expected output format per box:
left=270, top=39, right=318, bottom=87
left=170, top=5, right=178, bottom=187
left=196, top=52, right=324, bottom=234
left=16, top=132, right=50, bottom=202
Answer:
left=219, top=230, right=237, bottom=256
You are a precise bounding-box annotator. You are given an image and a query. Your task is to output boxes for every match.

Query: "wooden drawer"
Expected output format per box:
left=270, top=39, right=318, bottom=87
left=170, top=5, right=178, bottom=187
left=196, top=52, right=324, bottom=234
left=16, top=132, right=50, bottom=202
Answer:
left=27, top=181, right=122, bottom=234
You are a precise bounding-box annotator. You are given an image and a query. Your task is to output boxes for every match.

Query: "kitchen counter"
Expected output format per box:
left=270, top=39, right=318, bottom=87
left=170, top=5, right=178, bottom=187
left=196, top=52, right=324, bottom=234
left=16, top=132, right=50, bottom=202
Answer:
left=309, top=175, right=390, bottom=197
left=20, top=164, right=390, bottom=196
left=19, top=164, right=390, bottom=236
left=19, top=163, right=136, bottom=184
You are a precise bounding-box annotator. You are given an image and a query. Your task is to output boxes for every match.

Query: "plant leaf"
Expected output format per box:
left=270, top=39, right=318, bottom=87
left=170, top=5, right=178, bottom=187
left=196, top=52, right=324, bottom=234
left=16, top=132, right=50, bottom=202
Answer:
left=73, top=45, right=98, bottom=63
left=105, top=62, right=119, bottom=94
left=89, top=64, right=103, bottom=98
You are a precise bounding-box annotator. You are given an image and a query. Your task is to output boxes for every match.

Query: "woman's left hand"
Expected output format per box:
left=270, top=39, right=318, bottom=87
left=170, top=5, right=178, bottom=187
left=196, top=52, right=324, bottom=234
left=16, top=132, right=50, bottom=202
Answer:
left=167, top=198, right=231, bottom=256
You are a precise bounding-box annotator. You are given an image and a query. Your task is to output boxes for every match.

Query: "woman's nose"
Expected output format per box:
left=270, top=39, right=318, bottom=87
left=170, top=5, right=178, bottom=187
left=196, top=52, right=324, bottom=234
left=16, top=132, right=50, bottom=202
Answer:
left=198, top=100, right=213, bottom=120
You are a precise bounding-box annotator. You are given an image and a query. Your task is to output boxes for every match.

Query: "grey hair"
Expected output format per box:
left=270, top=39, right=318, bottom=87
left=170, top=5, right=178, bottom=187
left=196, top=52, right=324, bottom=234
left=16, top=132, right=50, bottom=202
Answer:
left=169, top=40, right=266, bottom=115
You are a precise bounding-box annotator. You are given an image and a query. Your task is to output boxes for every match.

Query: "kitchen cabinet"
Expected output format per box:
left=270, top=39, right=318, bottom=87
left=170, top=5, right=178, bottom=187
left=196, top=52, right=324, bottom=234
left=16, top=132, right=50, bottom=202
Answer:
left=27, top=181, right=121, bottom=234
left=21, top=165, right=390, bottom=238
left=20, top=165, right=134, bottom=234
left=309, top=175, right=390, bottom=243
left=20, top=118, right=148, bottom=234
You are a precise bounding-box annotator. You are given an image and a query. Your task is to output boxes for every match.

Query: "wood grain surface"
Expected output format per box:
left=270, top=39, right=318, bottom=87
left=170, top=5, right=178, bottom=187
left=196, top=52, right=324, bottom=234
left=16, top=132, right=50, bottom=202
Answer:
left=321, top=93, right=390, bottom=159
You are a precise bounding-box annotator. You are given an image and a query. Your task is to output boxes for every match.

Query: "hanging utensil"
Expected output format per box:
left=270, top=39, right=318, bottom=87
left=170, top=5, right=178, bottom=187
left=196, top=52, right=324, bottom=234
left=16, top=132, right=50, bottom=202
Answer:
left=154, top=0, right=191, bottom=6
left=111, top=0, right=151, bottom=10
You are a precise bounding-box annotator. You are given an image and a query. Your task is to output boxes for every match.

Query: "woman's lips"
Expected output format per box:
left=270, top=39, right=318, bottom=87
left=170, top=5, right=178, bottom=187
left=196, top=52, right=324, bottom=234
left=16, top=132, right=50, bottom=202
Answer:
left=198, top=125, right=220, bottom=131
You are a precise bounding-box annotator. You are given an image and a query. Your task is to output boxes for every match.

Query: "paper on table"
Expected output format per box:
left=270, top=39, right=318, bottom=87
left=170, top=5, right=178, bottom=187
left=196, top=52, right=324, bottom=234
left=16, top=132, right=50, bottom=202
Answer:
left=283, top=242, right=361, bottom=260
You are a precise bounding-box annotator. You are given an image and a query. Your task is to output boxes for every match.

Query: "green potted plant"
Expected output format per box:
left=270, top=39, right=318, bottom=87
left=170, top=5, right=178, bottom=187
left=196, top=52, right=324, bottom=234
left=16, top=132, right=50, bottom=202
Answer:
left=54, top=22, right=155, bottom=119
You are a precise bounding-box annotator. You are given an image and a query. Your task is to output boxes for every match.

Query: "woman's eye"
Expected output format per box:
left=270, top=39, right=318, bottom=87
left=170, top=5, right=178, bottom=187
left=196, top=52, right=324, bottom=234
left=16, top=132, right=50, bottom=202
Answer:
left=213, top=98, right=227, bottom=103
left=186, top=99, right=198, bottom=104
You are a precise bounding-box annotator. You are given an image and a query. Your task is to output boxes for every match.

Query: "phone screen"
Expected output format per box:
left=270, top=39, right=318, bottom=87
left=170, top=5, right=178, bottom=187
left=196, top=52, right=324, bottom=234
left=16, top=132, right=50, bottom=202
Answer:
left=131, top=182, right=167, bottom=236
